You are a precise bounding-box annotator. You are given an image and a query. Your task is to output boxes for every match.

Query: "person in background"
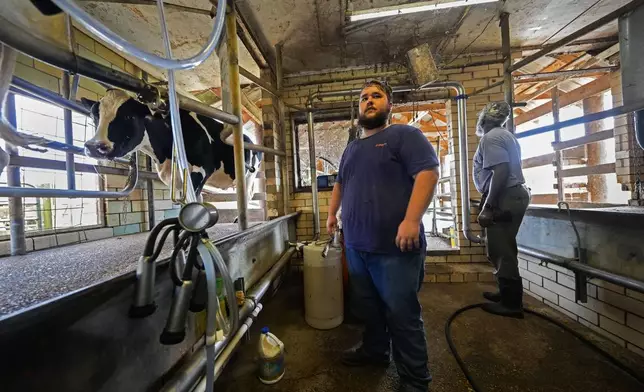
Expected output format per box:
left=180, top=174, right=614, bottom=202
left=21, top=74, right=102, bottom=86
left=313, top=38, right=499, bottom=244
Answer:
left=473, top=101, right=531, bottom=318
left=326, top=80, right=440, bottom=392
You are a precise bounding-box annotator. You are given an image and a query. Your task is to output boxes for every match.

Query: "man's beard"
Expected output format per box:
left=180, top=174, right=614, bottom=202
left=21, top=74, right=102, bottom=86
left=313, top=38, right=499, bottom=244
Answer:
left=358, top=109, right=388, bottom=130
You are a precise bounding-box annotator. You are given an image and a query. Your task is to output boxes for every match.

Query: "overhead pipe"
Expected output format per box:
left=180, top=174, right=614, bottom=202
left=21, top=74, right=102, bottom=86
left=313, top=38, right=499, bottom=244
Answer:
left=160, top=247, right=297, bottom=392
left=0, top=15, right=240, bottom=125
left=276, top=43, right=290, bottom=216
left=306, top=104, right=320, bottom=239
left=306, top=81, right=482, bottom=244
left=519, top=245, right=644, bottom=294
left=619, top=2, right=644, bottom=150
left=51, top=0, right=226, bottom=70
left=509, top=0, right=644, bottom=72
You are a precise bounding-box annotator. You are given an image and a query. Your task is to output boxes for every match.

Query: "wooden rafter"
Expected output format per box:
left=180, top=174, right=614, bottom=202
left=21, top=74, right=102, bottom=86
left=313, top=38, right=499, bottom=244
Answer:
left=514, top=74, right=611, bottom=126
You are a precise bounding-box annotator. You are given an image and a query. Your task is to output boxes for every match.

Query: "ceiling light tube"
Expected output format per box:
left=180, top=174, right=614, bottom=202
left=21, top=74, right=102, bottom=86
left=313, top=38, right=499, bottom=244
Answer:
left=349, top=0, right=499, bottom=22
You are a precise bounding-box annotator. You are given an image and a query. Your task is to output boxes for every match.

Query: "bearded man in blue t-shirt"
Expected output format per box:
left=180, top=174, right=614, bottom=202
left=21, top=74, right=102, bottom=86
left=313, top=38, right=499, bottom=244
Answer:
left=326, top=80, right=439, bottom=392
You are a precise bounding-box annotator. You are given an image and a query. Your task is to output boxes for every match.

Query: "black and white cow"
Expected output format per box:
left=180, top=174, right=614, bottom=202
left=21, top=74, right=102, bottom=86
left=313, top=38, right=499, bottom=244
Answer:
left=81, top=89, right=262, bottom=201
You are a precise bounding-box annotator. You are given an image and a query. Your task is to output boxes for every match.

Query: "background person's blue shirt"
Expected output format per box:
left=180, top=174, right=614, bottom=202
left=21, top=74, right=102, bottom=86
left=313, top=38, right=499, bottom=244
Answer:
left=337, top=124, right=439, bottom=254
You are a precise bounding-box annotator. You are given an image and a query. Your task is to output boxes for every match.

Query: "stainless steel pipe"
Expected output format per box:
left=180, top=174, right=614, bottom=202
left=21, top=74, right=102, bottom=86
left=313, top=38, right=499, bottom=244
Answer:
left=519, top=245, right=644, bottom=294
left=306, top=106, right=321, bottom=239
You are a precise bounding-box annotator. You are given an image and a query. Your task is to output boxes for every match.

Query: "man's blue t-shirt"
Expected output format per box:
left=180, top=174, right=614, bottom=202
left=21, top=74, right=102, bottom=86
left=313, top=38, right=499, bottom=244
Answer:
left=337, top=124, right=439, bottom=254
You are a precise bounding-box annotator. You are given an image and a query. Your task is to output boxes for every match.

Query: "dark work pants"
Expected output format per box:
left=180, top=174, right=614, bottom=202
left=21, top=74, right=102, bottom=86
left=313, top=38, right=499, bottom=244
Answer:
left=485, top=185, right=531, bottom=280
left=345, top=247, right=431, bottom=390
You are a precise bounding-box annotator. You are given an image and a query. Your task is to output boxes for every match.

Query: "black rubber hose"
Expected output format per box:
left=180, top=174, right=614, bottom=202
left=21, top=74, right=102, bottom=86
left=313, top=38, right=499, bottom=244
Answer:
left=182, top=233, right=201, bottom=281
left=143, top=218, right=179, bottom=256
left=445, top=303, right=644, bottom=392
left=169, top=232, right=191, bottom=286
left=149, top=226, right=180, bottom=262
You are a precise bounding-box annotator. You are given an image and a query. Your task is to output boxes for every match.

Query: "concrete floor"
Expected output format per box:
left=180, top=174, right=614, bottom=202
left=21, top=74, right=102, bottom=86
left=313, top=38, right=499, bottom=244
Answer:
left=215, top=274, right=644, bottom=392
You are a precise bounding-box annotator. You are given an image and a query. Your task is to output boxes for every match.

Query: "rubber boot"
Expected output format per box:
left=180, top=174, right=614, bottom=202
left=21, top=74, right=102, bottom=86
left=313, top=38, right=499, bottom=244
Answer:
left=481, top=278, right=524, bottom=319
left=482, top=291, right=501, bottom=302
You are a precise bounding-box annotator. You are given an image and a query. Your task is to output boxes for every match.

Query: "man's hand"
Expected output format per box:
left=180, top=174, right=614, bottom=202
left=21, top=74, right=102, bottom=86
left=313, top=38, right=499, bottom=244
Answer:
left=478, top=205, right=495, bottom=228
left=396, top=219, right=420, bottom=252
left=327, top=215, right=338, bottom=236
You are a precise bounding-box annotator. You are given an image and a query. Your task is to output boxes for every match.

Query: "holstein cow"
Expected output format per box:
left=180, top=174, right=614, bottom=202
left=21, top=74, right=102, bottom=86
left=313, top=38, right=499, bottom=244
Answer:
left=81, top=89, right=262, bottom=208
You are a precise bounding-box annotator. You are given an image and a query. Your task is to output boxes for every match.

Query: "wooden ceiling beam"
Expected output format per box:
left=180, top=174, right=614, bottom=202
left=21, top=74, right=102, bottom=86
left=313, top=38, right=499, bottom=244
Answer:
left=514, top=74, right=611, bottom=126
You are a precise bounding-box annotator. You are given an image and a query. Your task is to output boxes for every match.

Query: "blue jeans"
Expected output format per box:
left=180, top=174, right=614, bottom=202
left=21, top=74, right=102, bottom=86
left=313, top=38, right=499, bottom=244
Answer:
left=345, top=248, right=431, bottom=389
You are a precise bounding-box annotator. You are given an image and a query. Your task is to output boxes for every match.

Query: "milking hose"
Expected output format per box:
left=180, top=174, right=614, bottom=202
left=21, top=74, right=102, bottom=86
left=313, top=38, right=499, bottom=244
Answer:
left=445, top=303, right=644, bottom=392
left=198, top=240, right=239, bottom=392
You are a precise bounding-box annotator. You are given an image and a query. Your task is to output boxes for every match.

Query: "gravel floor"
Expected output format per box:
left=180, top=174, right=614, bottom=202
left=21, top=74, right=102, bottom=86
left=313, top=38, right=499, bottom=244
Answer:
left=0, top=223, right=257, bottom=317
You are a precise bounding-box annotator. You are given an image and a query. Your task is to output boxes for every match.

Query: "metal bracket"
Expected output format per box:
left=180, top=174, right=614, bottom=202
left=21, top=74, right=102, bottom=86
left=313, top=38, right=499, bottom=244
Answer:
left=574, top=247, right=588, bottom=303
left=558, top=201, right=588, bottom=303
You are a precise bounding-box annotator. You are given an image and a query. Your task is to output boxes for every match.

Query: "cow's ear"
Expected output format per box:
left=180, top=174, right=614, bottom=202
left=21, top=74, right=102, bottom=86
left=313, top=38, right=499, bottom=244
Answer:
left=81, top=98, right=97, bottom=111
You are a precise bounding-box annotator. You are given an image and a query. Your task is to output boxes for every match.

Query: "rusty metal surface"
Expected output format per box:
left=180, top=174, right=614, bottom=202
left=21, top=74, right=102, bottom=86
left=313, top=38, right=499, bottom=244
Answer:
left=0, top=214, right=297, bottom=392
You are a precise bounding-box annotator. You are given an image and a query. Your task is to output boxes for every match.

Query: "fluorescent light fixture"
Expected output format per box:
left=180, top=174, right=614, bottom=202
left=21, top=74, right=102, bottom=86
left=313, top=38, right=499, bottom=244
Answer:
left=349, top=0, right=499, bottom=22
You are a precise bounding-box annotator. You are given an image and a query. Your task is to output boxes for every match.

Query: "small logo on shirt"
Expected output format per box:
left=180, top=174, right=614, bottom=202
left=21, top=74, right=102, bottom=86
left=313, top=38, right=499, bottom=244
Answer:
left=375, top=143, right=387, bottom=147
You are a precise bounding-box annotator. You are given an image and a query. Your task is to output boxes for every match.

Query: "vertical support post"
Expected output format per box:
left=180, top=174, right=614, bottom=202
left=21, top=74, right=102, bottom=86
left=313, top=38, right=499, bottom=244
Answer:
left=306, top=106, right=320, bottom=239
left=6, top=93, right=26, bottom=255
left=62, top=72, right=76, bottom=190
left=552, top=88, right=564, bottom=201
left=146, top=156, right=156, bottom=230
left=142, top=72, right=155, bottom=230
left=500, top=12, right=515, bottom=133
left=276, top=42, right=289, bottom=216
left=583, top=95, right=607, bottom=202
left=222, top=1, right=248, bottom=230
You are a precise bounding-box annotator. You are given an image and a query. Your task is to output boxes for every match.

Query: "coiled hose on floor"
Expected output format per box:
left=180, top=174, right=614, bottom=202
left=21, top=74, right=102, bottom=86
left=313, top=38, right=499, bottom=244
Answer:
left=445, top=303, right=644, bottom=392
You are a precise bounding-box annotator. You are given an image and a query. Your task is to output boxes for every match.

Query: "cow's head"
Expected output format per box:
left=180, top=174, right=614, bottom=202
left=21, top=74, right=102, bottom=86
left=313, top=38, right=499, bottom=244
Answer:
left=82, top=89, right=151, bottom=159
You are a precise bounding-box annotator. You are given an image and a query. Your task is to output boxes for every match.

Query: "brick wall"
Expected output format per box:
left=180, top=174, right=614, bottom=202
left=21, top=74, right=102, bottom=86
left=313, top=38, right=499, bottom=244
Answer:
left=0, top=28, right=178, bottom=255
left=520, top=252, right=644, bottom=357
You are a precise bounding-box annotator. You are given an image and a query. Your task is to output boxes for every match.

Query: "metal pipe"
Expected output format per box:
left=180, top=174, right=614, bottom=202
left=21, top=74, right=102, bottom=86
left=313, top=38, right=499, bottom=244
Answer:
left=239, top=66, right=279, bottom=97
left=509, top=0, right=644, bottom=72
left=51, top=0, right=226, bottom=70
left=518, top=245, right=644, bottom=294
left=224, top=4, right=248, bottom=230
left=11, top=76, right=90, bottom=116
left=62, top=72, right=76, bottom=190
left=276, top=43, right=290, bottom=216
left=177, top=95, right=239, bottom=125
left=8, top=155, right=157, bottom=179
left=157, top=0, right=197, bottom=204
left=306, top=105, right=320, bottom=239
left=194, top=303, right=263, bottom=391
left=619, top=2, right=644, bottom=150
left=160, top=247, right=296, bottom=392
left=552, top=88, right=564, bottom=202
left=513, top=66, right=619, bottom=83
left=81, top=0, right=213, bottom=15
left=0, top=17, right=240, bottom=125
left=5, top=93, right=26, bottom=256
left=0, top=15, right=148, bottom=93
left=501, top=12, right=515, bottom=133
left=517, top=98, right=644, bottom=139
left=0, top=154, right=138, bottom=198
